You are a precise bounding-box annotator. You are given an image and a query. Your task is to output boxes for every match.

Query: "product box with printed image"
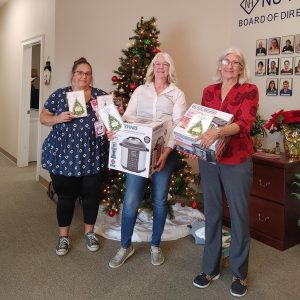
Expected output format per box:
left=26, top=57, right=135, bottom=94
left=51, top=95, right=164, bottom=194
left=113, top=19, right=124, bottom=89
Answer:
left=108, top=117, right=170, bottom=178
left=66, top=90, right=87, bottom=118
left=174, top=104, right=233, bottom=163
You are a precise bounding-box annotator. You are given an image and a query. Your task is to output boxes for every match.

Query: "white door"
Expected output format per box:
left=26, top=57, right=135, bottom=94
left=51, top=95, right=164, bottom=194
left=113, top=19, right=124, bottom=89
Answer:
left=18, top=35, right=44, bottom=181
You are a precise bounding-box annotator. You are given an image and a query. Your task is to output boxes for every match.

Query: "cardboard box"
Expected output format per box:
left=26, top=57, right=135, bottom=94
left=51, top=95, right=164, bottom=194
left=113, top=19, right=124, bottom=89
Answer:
left=108, top=117, right=170, bottom=178
left=174, top=104, right=233, bottom=163
left=66, top=90, right=87, bottom=118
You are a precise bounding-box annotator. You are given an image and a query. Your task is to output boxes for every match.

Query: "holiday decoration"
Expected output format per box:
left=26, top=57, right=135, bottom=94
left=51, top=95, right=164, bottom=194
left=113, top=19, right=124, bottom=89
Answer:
left=102, top=17, right=199, bottom=217
left=153, top=47, right=160, bottom=54
left=129, top=82, right=137, bottom=91
left=43, top=59, right=52, bottom=85
left=108, top=209, right=116, bottom=217
left=111, top=76, right=118, bottom=82
left=111, top=16, right=161, bottom=110
left=191, top=201, right=198, bottom=209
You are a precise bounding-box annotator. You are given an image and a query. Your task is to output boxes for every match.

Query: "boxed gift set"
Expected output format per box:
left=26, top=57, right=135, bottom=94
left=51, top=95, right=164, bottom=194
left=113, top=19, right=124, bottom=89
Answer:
left=66, top=90, right=87, bottom=118
left=108, top=117, right=170, bottom=178
left=174, top=104, right=233, bottom=163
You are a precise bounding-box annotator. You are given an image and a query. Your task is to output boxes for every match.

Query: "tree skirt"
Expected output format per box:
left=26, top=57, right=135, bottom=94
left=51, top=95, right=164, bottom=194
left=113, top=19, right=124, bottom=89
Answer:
left=94, top=203, right=205, bottom=242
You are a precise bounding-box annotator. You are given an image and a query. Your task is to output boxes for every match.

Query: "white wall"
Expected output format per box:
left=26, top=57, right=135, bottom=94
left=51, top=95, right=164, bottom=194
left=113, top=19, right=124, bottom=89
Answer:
left=0, top=0, right=55, bottom=158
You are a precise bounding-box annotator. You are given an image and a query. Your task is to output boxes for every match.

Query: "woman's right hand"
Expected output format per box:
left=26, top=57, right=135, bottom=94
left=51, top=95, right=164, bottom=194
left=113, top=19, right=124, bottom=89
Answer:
left=106, top=130, right=116, bottom=141
left=58, top=111, right=74, bottom=123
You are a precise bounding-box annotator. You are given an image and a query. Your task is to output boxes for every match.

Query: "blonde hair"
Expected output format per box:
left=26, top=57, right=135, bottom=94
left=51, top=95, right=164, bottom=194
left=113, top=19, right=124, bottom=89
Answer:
left=214, top=48, right=251, bottom=84
left=145, top=52, right=178, bottom=84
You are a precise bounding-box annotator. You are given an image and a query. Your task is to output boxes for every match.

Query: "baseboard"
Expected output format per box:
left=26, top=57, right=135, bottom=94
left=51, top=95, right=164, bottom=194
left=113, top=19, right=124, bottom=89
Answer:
left=39, top=175, right=49, bottom=189
left=0, top=147, right=17, bottom=164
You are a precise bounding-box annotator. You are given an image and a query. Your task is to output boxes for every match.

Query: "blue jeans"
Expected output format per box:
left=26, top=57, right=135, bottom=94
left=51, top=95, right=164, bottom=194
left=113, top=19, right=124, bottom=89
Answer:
left=121, top=150, right=179, bottom=248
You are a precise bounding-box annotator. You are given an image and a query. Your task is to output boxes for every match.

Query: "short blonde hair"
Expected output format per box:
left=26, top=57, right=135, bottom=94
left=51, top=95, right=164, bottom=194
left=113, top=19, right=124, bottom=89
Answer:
left=145, top=52, right=178, bottom=84
left=214, top=48, right=251, bottom=84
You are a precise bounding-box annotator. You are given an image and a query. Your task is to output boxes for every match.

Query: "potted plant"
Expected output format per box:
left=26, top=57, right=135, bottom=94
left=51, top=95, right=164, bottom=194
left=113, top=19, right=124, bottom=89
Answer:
left=265, top=109, right=300, bottom=158
left=251, top=113, right=267, bottom=137
left=291, top=173, right=300, bottom=227
left=251, top=113, right=267, bottom=150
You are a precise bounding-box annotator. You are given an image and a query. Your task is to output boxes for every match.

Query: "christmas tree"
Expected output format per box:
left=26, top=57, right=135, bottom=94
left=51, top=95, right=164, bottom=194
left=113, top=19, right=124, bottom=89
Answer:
left=102, top=17, right=200, bottom=217
left=111, top=16, right=160, bottom=110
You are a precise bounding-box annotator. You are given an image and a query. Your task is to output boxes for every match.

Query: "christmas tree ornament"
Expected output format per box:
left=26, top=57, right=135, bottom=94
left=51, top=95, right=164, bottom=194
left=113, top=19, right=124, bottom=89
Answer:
left=108, top=209, right=116, bottom=217
left=153, top=48, right=160, bottom=54
left=144, top=39, right=151, bottom=45
left=112, top=76, right=118, bottom=82
left=129, top=82, right=137, bottom=90
left=191, top=201, right=198, bottom=209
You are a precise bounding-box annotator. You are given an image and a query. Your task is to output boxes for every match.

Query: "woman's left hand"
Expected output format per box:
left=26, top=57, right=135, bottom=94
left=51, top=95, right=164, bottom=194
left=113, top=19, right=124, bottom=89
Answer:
left=198, top=128, right=219, bottom=149
left=154, top=147, right=172, bottom=172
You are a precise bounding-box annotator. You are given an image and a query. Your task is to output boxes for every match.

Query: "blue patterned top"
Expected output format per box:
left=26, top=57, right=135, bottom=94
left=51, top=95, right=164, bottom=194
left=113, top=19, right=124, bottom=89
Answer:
left=41, top=86, right=108, bottom=177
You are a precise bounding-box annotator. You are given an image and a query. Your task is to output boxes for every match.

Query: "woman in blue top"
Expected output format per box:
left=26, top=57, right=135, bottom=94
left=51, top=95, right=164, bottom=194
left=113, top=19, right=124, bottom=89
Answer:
left=40, top=57, right=108, bottom=256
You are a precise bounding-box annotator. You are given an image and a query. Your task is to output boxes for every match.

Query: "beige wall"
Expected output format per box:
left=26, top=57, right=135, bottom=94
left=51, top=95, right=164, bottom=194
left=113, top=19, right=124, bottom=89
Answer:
left=53, top=0, right=232, bottom=104
left=1, top=0, right=300, bottom=177
left=231, top=0, right=300, bottom=149
left=0, top=0, right=55, bottom=158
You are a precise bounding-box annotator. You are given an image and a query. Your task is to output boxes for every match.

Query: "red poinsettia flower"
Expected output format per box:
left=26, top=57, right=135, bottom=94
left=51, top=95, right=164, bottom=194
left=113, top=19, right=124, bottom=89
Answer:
left=265, top=109, right=300, bottom=133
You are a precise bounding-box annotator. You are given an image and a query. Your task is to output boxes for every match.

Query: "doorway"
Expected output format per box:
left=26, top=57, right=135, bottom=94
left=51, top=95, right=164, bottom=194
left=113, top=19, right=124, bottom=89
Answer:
left=17, top=35, right=44, bottom=181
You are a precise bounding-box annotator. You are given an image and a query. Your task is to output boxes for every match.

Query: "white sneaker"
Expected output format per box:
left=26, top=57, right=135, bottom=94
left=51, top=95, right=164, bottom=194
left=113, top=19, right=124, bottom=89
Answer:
left=109, top=245, right=135, bottom=268
left=150, top=245, right=164, bottom=266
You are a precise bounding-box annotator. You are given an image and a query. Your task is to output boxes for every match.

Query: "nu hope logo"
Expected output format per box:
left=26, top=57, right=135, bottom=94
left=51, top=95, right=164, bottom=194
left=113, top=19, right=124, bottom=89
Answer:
left=240, top=0, right=260, bottom=15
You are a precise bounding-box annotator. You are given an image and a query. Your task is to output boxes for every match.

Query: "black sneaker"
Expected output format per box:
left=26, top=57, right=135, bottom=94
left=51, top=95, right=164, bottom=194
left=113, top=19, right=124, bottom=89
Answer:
left=193, top=272, right=220, bottom=288
left=230, top=278, right=247, bottom=297
left=56, top=236, right=70, bottom=256
left=84, top=232, right=99, bottom=252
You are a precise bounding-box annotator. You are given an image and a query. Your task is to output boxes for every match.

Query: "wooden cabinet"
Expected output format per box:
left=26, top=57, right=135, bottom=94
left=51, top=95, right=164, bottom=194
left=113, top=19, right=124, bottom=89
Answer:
left=223, top=153, right=300, bottom=251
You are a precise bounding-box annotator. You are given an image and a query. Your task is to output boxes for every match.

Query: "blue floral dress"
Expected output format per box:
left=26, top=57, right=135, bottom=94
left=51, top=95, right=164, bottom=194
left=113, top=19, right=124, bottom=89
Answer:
left=41, top=86, right=108, bottom=177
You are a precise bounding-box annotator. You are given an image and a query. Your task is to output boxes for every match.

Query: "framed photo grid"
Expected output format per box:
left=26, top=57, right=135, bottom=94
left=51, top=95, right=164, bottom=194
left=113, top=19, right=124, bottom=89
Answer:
left=255, top=34, right=299, bottom=96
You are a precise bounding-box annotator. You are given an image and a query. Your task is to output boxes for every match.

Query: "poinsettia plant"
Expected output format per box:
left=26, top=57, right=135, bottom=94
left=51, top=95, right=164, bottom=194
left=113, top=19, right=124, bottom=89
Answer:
left=265, top=109, right=300, bottom=133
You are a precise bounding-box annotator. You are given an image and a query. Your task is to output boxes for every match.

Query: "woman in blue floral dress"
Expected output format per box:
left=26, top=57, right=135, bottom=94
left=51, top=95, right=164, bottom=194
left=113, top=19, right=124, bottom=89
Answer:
left=40, top=57, right=108, bottom=256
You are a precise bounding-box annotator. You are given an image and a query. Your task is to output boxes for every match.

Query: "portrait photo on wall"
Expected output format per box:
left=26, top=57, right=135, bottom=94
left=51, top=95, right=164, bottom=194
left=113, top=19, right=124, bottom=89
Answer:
left=295, top=56, right=300, bottom=75
left=266, top=78, right=278, bottom=96
left=280, top=57, right=293, bottom=75
left=281, top=35, right=294, bottom=53
left=267, top=58, right=279, bottom=75
left=255, top=59, right=266, bottom=76
left=279, top=78, right=293, bottom=96
left=268, top=37, right=281, bottom=55
left=295, top=34, right=300, bottom=53
left=256, top=39, right=267, bottom=56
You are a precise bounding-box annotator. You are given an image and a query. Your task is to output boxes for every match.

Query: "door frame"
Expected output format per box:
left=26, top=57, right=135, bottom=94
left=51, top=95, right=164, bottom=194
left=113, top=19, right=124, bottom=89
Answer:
left=17, top=34, right=44, bottom=181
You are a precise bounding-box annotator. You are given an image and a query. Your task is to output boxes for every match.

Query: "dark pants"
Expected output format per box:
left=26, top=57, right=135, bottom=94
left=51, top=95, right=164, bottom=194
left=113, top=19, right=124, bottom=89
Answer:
left=199, top=158, right=253, bottom=280
left=50, top=173, right=104, bottom=227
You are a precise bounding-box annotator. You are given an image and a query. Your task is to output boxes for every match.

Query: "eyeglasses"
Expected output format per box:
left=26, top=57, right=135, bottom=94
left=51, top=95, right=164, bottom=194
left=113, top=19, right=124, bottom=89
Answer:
left=221, top=58, right=242, bottom=68
left=74, top=70, right=92, bottom=77
left=154, top=62, right=170, bottom=68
